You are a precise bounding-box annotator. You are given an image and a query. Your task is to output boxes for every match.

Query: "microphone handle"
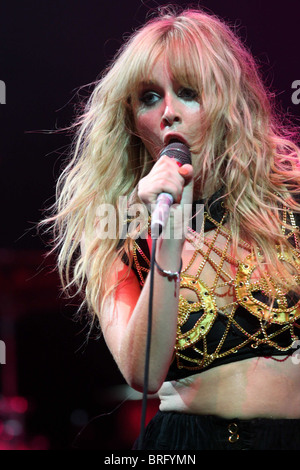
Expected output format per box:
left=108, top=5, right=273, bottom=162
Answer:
left=151, top=192, right=173, bottom=238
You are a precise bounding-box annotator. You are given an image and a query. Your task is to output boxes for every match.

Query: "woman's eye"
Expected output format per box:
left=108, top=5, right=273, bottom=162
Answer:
left=178, top=88, right=198, bottom=101
left=139, top=91, right=160, bottom=107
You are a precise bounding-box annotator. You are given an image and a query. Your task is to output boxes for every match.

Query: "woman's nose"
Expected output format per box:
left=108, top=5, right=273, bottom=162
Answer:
left=161, top=97, right=181, bottom=127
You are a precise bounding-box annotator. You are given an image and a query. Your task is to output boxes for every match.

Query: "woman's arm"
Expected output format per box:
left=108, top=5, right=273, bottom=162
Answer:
left=100, top=241, right=181, bottom=393
left=99, top=157, right=193, bottom=393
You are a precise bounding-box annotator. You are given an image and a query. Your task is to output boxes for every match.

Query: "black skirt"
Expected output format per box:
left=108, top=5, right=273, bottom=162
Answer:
left=134, top=410, right=300, bottom=450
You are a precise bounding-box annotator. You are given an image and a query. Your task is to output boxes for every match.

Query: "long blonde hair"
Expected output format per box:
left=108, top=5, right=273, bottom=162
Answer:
left=43, top=6, right=300, bottom=320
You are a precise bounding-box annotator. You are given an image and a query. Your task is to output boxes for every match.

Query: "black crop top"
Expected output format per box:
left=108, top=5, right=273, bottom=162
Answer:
left=126, top=191, right=300, bottom=381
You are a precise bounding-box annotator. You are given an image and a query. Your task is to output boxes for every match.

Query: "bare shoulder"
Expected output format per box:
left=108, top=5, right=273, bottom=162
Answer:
left=100, top=256, right=141, bottom=360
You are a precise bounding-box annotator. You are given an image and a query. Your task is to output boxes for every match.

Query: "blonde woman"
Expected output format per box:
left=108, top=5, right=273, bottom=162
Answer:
left=46, top=7, right=300, bottom=449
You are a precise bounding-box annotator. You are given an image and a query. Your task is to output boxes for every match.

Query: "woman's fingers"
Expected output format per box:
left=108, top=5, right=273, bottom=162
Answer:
left=138, top=157, right=192, bottom=205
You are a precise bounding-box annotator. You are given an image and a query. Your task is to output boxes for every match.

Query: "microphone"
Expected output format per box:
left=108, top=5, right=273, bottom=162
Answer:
left=151, top=142, right=191, bottom=238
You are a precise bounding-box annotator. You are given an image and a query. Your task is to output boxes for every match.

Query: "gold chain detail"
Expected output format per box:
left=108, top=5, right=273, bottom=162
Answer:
left=131, top=207, right=300, bottom=371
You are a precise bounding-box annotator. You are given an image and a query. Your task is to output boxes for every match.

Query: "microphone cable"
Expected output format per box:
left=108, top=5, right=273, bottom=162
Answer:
left=136, top=142, right=191, bottom=450
left=137, top=236, right=157, bottom=450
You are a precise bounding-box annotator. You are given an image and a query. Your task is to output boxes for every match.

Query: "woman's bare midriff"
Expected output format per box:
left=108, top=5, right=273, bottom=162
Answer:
left=158, top=355, right=300, bottom=419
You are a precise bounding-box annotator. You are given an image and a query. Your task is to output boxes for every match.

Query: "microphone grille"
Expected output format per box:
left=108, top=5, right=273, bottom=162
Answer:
left=160, top=142, right=191, bottom=165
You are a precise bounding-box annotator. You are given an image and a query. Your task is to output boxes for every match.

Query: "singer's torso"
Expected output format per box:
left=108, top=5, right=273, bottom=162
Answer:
left=158, top=356, right=300, bottom=418
left=158, top=221, right=300, bottom=419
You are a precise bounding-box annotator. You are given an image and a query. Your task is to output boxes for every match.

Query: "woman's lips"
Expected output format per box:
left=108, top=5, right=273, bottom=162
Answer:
left=164, top=134, right=189, bottom=147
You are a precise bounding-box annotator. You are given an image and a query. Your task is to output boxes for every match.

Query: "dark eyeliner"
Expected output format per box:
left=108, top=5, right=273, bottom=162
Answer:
left=139, top=90, right=160, bottom=106
left=178, top=87, right=198, bottom=100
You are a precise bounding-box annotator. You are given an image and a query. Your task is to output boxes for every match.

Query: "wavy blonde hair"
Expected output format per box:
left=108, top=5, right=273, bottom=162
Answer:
left=43, top=6, right=300, bottom=320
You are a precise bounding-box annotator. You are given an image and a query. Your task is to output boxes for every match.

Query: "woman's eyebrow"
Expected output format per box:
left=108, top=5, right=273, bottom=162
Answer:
left=139, top=79, right=156, bottom=87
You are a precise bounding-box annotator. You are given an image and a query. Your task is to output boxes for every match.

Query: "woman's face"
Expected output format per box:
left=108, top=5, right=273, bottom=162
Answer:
left=131, top=56, right=202, bottom=161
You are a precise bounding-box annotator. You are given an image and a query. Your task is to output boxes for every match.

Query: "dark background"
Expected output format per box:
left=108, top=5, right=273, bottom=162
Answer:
left=0, top=0, right=299, bottom=450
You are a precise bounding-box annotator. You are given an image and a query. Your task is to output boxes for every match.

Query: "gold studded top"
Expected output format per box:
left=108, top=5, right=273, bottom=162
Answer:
left=130, top=202, right=300, bottom=379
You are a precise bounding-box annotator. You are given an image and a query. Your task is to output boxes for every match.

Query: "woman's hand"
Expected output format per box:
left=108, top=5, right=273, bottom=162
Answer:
left=138, top=155, right=193, bottom=206
left=138, top=155, right=194, bottom=241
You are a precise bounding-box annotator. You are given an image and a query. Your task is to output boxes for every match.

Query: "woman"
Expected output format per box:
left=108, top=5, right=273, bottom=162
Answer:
left=46, top=7, right=300, bottom=449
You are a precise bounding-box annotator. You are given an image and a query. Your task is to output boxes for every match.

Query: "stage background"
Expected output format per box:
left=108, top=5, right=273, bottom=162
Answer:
left=0, top=0, right=299, bottom=449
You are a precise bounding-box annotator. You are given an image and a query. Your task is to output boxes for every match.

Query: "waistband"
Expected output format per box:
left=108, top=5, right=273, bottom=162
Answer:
left=138, top=411, right=300, bottom=450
